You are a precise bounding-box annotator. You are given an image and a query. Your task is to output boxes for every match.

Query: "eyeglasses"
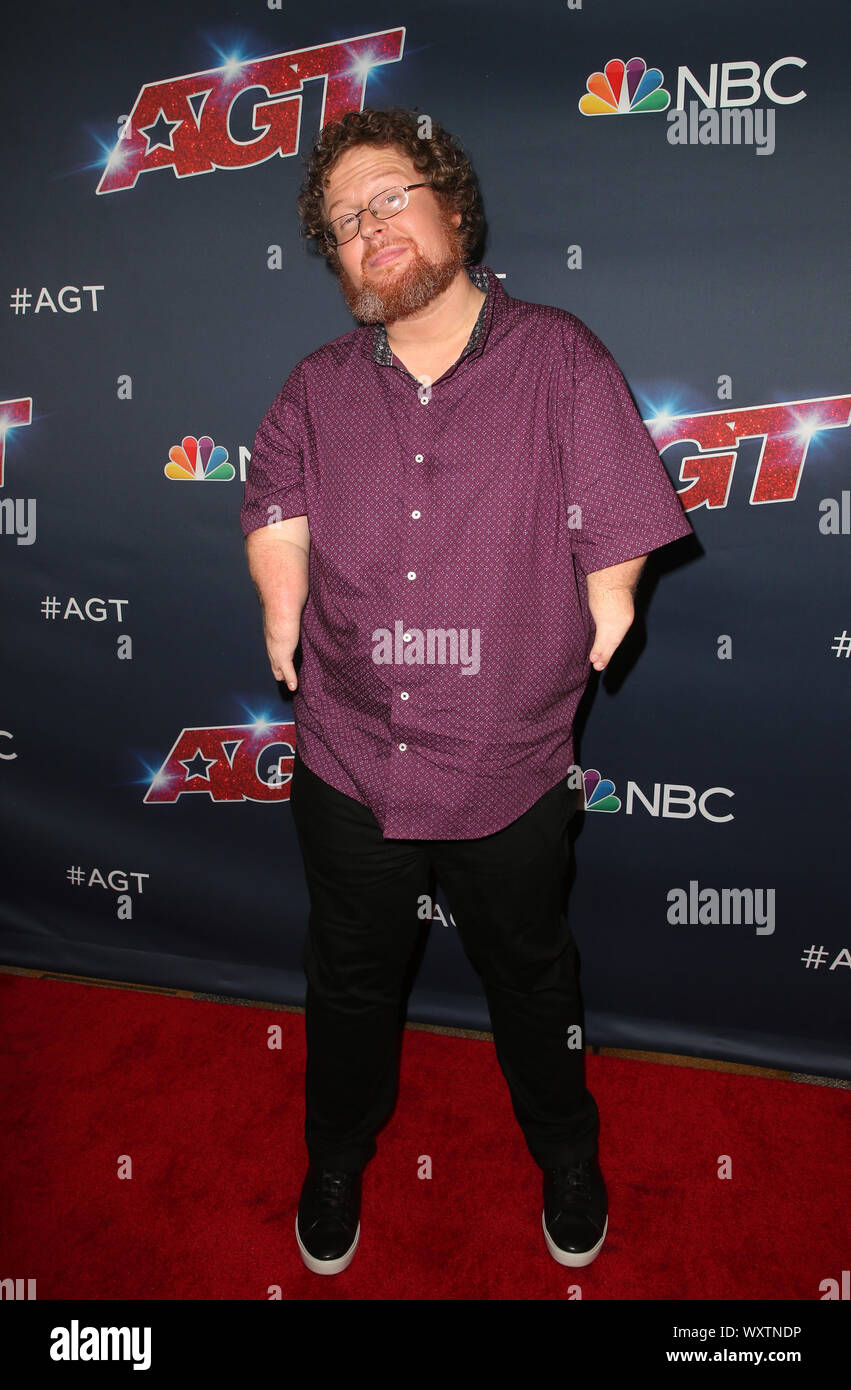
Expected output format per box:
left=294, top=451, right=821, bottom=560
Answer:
left=323, top=184, right=430, bottom=249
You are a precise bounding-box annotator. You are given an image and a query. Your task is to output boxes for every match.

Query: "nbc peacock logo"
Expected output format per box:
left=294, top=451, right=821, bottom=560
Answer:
left=579, top=57, right=670, bottom=116
left=582, top=768, right=622, bottom=813
left=165, top=434, right=235, bottom=481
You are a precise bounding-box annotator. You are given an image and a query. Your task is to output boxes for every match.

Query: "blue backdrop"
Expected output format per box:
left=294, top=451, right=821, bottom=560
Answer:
left=2, top=0, right=848, bottom=1078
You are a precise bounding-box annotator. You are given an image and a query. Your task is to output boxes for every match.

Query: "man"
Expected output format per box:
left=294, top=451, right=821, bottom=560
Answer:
left=241, top=108, right=693, bottom=1276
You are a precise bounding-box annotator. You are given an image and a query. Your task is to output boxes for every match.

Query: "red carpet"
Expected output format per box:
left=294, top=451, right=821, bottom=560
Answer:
left=0, top=973, right=847, bottom=1300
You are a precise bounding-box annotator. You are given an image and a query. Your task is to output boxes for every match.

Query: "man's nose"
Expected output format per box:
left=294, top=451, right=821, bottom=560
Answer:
left=360, top=209, right=389, bottom=239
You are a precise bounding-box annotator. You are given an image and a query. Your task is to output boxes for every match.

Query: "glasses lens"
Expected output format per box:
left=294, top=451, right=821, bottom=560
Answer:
left=326, top=187, right=410, bottom=248
left=328, top=214, right=359, bottom=247
left=370, top=186, right=407, bottom=219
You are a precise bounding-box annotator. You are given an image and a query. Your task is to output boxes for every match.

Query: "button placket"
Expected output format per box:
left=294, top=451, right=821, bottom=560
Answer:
left=361, top=268, right=492, bottom=825
left=412, top=452, right=423, bottom=520
left=392, top=390, right=436, bottom=766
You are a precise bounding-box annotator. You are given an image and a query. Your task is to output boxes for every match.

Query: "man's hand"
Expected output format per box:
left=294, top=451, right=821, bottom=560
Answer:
left=587, top=588, right=635, bottom=670
left=585, top=556, right=646, bottom=671
left=263, top=613, right=302, bottom=689
left=245, top=519, right=310, bottom=690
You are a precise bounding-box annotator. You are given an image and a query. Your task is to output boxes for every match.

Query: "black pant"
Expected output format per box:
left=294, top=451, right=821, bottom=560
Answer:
left=288, top=748, right=600, bottom=1173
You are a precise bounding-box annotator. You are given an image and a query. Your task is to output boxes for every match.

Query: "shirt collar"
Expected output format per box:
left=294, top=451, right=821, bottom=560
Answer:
left=369, top=263, right=497, bottom=367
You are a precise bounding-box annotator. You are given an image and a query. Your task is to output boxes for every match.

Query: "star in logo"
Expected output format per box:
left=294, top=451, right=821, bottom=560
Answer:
left=179, top=749, right=218, bottom=781
left=138, top=109, right=181, bottom=152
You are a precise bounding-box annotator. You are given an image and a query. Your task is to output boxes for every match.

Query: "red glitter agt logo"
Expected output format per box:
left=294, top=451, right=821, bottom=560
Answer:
left=97, top=27, right=405, bottom=195
left=647, top=394, right=851, bottom=508
left=144, top=722, right=295, bottom=802
left=0, top=397, right=33, bottom=486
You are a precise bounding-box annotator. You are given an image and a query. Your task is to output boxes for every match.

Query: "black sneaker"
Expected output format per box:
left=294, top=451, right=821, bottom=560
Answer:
left=295, top=1165, right=362, bottom=1275
left=542, top=1156, right=608, bottom=1267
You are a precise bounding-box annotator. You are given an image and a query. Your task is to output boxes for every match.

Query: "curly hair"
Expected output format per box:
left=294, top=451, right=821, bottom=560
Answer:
left=296, top=107, right=486, bottom=268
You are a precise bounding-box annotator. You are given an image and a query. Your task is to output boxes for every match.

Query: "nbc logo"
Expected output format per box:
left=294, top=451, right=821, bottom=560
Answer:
left=581, top=769, right=734, bottom=822
left=579, top=57, right=670, bottom=116
left=583, top=768, right=621, bottom=812
left=165, top=434, right=234, bottom=481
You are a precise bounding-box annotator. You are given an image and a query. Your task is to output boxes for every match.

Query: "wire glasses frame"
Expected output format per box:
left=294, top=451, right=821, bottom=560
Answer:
left=323, top=184, right=430, bottom=249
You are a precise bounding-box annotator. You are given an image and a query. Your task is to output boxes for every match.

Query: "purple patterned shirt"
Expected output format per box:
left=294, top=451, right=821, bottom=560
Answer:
left=241, top=263, right=693, bottom=839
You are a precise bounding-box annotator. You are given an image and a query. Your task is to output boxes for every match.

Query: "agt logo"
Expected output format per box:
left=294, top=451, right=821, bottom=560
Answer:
left=0, top=397, right=33, bottom=487
left=646, top=395, right=851, bottom=509
left=144, top=720, right=295, bottom=801
left=97, top=27, right=405, bottom=194
left=579, top=55, right=806, bottom=116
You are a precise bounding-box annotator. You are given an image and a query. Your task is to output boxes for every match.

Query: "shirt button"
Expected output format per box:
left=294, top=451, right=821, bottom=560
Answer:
left=407, top=570, right=416, bottom=580
left=403, top=632, right=411, bottom=641
left=411, top=510, right=421, bottom=519
left=419, top=396, right=429, bottom=405
left=400, top=691, right=409, bottom=700
left=398, top=742, right=407, bottom=751
left=415, top=454, right=424, bottom=462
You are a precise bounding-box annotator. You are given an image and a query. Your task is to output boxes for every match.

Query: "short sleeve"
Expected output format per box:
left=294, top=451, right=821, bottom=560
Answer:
left=565, top=335, right=694, bottom=577
left=240, top=363, right=308, bottom=538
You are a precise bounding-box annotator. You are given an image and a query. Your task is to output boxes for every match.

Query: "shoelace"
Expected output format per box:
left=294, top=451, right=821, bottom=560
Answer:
left=316, top=1170, right=356, bottom=1215
left=547, top=1160, right=593, bottom=1205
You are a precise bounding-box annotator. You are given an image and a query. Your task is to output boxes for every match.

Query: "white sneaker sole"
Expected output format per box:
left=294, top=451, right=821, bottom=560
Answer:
left=295, top=1216, right=360, bottom=1275
left=542, top=1211, right=607, bottom=1267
